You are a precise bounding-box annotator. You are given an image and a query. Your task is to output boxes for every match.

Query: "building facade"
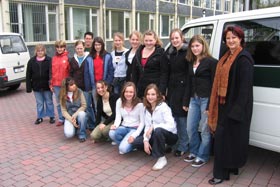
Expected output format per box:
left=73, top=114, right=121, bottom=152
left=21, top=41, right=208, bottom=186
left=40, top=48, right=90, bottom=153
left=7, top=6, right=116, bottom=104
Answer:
left=0, top=0, right=248, bottom=54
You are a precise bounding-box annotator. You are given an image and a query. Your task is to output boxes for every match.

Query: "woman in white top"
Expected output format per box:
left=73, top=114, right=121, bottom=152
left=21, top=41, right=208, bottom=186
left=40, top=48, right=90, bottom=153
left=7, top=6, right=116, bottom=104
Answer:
left=132, top=84, right=178, bottom=170
left=111, top=32, right=129, bottom=95
left=109, top=82, right=144, bottom=154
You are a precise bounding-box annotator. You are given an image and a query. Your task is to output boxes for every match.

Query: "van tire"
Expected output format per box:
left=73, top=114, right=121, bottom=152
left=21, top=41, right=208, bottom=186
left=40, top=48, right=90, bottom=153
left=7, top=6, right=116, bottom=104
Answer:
left=8, top=83, right=21, bottom=90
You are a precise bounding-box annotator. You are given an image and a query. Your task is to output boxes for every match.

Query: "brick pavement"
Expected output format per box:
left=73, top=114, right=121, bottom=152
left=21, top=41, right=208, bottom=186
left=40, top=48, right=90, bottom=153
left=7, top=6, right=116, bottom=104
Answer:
left=0, top=83, right=280, bottom=187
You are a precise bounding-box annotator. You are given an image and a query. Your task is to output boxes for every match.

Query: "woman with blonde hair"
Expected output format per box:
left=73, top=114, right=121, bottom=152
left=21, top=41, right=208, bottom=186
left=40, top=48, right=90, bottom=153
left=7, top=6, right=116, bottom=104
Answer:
left=60, top=77, right=87, bottom=142
left=26, top=44, right=55, bottom=125
left=111, top=32, right=129, bottom=94
left=50, top=40, right=70, bottom=126
left=125, top=31, right=142, bottom=81
left=131, top=30, right=168, bottom=98
left=162, top=28, right=189, bottom=157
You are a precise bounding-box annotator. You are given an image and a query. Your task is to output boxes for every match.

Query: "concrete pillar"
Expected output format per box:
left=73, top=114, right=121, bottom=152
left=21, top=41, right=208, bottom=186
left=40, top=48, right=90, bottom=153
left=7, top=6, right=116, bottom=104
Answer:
left=131, top=0, right=136, bottom=31
left=58, top=0, right=65, bottom=40
left=155, top=0, right=159, bottom=33
left=1, top=0, right=10, bottom=32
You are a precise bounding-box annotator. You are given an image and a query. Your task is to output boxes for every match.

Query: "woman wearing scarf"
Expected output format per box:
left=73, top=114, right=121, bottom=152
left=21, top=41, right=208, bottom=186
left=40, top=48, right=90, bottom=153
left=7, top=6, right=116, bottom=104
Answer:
left=208, top=26, right=254, bottom=185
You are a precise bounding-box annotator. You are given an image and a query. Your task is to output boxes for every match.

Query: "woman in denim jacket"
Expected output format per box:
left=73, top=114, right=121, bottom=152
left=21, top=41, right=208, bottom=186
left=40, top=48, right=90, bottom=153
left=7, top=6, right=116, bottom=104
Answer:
left=60, top=77, right=87, bottom=143
left=84, top=36, right=114, bottom=111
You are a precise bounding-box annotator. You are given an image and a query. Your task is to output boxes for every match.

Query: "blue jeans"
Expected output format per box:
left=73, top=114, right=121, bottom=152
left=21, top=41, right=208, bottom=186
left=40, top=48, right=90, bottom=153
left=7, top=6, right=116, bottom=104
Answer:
left=53, top=86, right=64, bottom=122
left=83, top=91, right=95, bottom=130
left=64, top=111, right=88, bottom=139
left=174, top=116, right=188, bottom=152
left=187, top=97, right=211, bottom=162
left=112, top=77, right=126, bottom=95
left=109, top=126, right=136, bottom=154
left=34, top=91, right=55, bottom=118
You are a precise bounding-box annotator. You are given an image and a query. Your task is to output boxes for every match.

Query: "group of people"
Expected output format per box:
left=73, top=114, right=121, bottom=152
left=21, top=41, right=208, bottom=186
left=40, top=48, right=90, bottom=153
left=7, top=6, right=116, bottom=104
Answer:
left=26, top=26, right=254, bottom=185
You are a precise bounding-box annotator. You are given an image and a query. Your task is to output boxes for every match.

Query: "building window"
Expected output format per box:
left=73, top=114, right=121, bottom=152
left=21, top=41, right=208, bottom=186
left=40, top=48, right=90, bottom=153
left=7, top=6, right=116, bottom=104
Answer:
left=205, top=0, right=212, bottom=9
left=160, top=15, right=173, bottom=37
left=48, top=5, right=57, bottom=41
left=65, top=7, right=90, bottom=40
left=91, top=9, right=98, bottom=37
left=178, top=16, right=187, bottom=28
left=179, top=0, right=189, bottom=4
left=106, top=10, right=130, bottom=39
left=225, top=0, right=231, bottom=12
left=216, top=0, right=221, bottom=10
left=10, top=3, right=48, bottom=42
left=136, top=13, right=155, bottom=33
left=9, top=2, right=57, bottom=42
left=194, top=0, right=201, bottom=7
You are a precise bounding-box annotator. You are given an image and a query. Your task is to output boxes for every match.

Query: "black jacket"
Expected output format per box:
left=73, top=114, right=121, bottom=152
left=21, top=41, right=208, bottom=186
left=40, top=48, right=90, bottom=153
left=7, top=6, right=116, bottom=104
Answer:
left=26, top=55, right=52, bottom=92
left=163, top=44, right=190, bottom=117
left=69, top=55, right=87, bottom=91
left=125, top=48, right=133, bottom=81
left=131, top=45, right=167, bottom=98
left=186, top=57, right=217, bottom=107
left=95, top=92, right=119, bottom=126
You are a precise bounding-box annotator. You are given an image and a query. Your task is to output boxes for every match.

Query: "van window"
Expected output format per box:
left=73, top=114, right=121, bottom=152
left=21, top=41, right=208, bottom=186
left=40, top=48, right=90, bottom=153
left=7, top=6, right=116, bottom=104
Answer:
left=0, top=35, right=28, bottom=54
left=182, top=25, right=214, bottom=45
left=221, top=17, right=280, bottom=66
left=222, top=17, right=280, bottom=88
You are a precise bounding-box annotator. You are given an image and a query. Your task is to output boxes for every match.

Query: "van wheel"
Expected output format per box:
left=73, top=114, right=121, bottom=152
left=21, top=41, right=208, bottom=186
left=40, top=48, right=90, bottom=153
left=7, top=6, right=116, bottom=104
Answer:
left=8, top=83, right=21, bottom=90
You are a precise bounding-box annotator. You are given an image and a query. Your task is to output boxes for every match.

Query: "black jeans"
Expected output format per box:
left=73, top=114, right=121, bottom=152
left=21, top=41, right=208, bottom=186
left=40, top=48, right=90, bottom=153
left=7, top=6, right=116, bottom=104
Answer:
left=132, top=127, right=178, bottom=158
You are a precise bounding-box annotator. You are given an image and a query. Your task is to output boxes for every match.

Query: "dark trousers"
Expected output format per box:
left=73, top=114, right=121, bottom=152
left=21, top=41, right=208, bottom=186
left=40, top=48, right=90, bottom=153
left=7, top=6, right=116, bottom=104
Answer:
left=132, top=127, right=178, bottom=158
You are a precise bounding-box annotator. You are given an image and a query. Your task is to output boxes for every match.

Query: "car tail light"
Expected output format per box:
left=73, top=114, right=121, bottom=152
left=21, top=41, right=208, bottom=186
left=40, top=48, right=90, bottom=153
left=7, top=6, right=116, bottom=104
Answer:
left=0, top=68, right=6, bottom=76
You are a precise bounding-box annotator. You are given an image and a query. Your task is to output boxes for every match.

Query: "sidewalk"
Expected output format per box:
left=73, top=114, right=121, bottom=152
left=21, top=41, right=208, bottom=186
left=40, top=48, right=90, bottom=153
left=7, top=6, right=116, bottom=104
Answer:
left=0, top=83, right=279, bottom=187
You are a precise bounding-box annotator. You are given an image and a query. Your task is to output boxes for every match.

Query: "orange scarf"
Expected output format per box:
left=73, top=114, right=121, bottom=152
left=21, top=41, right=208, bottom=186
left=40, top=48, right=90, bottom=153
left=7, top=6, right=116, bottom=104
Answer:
left=208, top=46, right=243, bottom=132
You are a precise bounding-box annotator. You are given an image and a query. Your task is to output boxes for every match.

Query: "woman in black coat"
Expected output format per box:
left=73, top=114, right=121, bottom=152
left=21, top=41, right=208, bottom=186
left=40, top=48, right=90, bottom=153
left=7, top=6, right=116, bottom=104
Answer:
left=26, top=44, right=55, bottom=125
left=162, top=28, right=189, bottom=157
left=90, top=80, right=119, bottom=143
left=208, top=26, right=254, bottom=185
left=131, top=30, right=168, bottom=98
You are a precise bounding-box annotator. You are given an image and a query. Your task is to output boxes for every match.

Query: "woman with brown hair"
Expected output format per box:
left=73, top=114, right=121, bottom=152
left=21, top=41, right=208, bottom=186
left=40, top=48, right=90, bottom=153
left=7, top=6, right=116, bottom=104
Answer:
left=208, top=26, right=254, bottom=185
left=60, top=77, right=87, bottom=142
left=109, top=82, right=144, bottom=154
left=90, top=80, right=118, bottom=142
left=133, top=84, right=178, bottom=170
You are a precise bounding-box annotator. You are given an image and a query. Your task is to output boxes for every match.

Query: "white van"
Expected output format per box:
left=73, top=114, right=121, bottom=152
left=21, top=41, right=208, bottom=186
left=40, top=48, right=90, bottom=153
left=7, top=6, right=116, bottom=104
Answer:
left=0, top=32, right=30, bottom=90
left=179, top=7, right=280, bottom=153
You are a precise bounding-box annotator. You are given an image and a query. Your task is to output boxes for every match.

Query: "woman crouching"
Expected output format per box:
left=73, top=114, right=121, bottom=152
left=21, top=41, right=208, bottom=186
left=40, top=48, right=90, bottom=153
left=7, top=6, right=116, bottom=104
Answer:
left=60, top=77, right=88, bottom=142
left=133, top=84, right=178, bottom=170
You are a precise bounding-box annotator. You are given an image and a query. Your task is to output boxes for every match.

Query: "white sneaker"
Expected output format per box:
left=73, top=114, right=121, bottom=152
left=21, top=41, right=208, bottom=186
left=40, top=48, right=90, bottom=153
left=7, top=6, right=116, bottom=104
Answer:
left=119, top=151, right=124, bottom=155
left=111, top=141, right=117, bottom=145
left=152, top=156, right=167, bottom=170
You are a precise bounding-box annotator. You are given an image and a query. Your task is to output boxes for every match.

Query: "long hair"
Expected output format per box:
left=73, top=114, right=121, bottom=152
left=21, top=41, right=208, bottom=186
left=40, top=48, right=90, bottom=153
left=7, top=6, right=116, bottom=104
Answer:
left=90, top=36, right=107, bottom=58
left=129, top=30, right=142, bottom=45
left=143, top=30, right=163, bottom=47
left=186, top=35, right=211, bottom=62
left=120, top=82, right=140, bottom=108
left=169, top=28, right=185, bottom=42
left=95, top=80, right=112, bottom=99
left=112, top=32, right=125, bottom=51
left=143, top=84, right=164, bottom=113
left=60, top=77, right=80, bottom=108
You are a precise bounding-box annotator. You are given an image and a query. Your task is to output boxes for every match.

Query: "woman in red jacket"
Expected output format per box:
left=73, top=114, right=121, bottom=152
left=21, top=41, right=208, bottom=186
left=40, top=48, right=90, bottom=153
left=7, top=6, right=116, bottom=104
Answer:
left=50, top=40, right=70, bottom=126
